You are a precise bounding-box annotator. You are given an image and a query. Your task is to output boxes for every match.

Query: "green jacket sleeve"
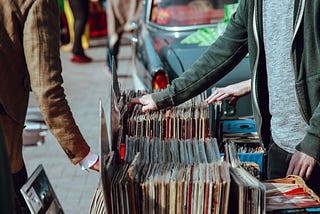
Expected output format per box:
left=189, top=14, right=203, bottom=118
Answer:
left=152, top=0, right=249, bottom=110
left=297, top=102, right=320, bottom=162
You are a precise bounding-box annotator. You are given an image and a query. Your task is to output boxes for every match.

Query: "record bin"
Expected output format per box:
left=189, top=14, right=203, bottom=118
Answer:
left=90, top=82, right=320, bottom=214
left=90, top=73, right=267, bottom=213
left=90, top=92, right=258, bottom=213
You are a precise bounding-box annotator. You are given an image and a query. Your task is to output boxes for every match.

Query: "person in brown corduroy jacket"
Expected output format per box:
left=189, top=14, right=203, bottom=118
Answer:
left=0, top=0, right=99, bottom=212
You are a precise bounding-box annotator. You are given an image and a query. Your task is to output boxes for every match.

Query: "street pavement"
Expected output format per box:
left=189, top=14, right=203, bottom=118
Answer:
left=23, top=37, right=134, bottom=213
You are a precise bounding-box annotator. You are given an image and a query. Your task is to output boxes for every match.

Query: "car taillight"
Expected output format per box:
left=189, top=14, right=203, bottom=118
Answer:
left=152, top=71, right=169, bottom=90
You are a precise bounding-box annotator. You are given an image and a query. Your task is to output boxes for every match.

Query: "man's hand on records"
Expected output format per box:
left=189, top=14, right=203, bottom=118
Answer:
left=286, top=150, right=316, bottom=181
left=205, top=79, right=251, bottom=105
left=130, top=94, right=157, bottom=113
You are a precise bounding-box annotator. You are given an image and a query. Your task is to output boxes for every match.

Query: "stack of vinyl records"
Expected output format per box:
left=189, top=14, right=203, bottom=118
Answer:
left=102, top=137, right=267, bottom=214
left=220, top=116, right=265, bottom=179
left=223, top=137, right=263, bottom=180
left=91, top=76, right=270, bottom=214
left=263, top=176, right=320, bottom=213
left=104, top=151, right=231, bottom=214
left=224, top=140, right=266, bottom=213
left=127, top=92, right=210, bottom=141
left=91, top=69, right=320, bottom=214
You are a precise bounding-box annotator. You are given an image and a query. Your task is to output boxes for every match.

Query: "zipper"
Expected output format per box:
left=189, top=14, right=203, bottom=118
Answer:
left=290, top=0, right=308, bottom=122
left=252, top=0, right=262, bottom=140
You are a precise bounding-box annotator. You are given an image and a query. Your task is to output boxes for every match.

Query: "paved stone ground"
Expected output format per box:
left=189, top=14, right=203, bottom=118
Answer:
left=23, top=37, right=134, bottom=213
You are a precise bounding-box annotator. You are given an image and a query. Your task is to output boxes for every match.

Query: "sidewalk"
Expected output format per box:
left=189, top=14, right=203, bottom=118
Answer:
left=23, top=37, right=134, bottom=213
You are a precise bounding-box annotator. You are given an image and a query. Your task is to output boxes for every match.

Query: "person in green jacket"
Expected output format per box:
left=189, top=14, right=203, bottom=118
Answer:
left=131, top=0, right=320, bottom=195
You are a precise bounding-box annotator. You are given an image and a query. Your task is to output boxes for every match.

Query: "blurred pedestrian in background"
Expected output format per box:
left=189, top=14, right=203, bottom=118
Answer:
left=68, top=0, right=92, bottom=63
left=106, top=0, right=142, bottom=70
left=0, top=0, right=99, bottom=213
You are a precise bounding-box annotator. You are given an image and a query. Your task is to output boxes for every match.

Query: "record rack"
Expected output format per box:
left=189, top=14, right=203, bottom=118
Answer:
left=89, top=71, right=320, bottom=214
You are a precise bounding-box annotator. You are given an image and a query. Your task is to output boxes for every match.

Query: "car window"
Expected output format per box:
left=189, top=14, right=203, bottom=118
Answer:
left=150, top=0, right=238, bottom=26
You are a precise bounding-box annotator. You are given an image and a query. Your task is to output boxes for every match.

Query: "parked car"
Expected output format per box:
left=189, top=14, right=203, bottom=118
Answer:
left=131, top=0, right=252, bottom=118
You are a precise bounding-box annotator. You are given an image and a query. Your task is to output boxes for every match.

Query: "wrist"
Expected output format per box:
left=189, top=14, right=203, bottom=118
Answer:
left=79, top=151, right=98, bottom=170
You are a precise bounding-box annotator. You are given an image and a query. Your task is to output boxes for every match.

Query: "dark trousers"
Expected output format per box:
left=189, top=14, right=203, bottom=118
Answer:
left=267, top=141, right=320, bottom=196
left=107, top=32, right=123, bottom=71
left=12, top=164, right=30, bottom=214
left=68, top=0, right=89, bottom=56
left=0, top=122, right=14, bottom=214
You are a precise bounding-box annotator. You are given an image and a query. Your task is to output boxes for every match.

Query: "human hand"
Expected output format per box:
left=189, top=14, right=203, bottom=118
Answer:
left=89, top=158, right=99, bottom=172
left=205, top=79, right=251, bottom=105
left=129, top=94, right=157, bottom=113
left=286, top=150, right=316, bottom=180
